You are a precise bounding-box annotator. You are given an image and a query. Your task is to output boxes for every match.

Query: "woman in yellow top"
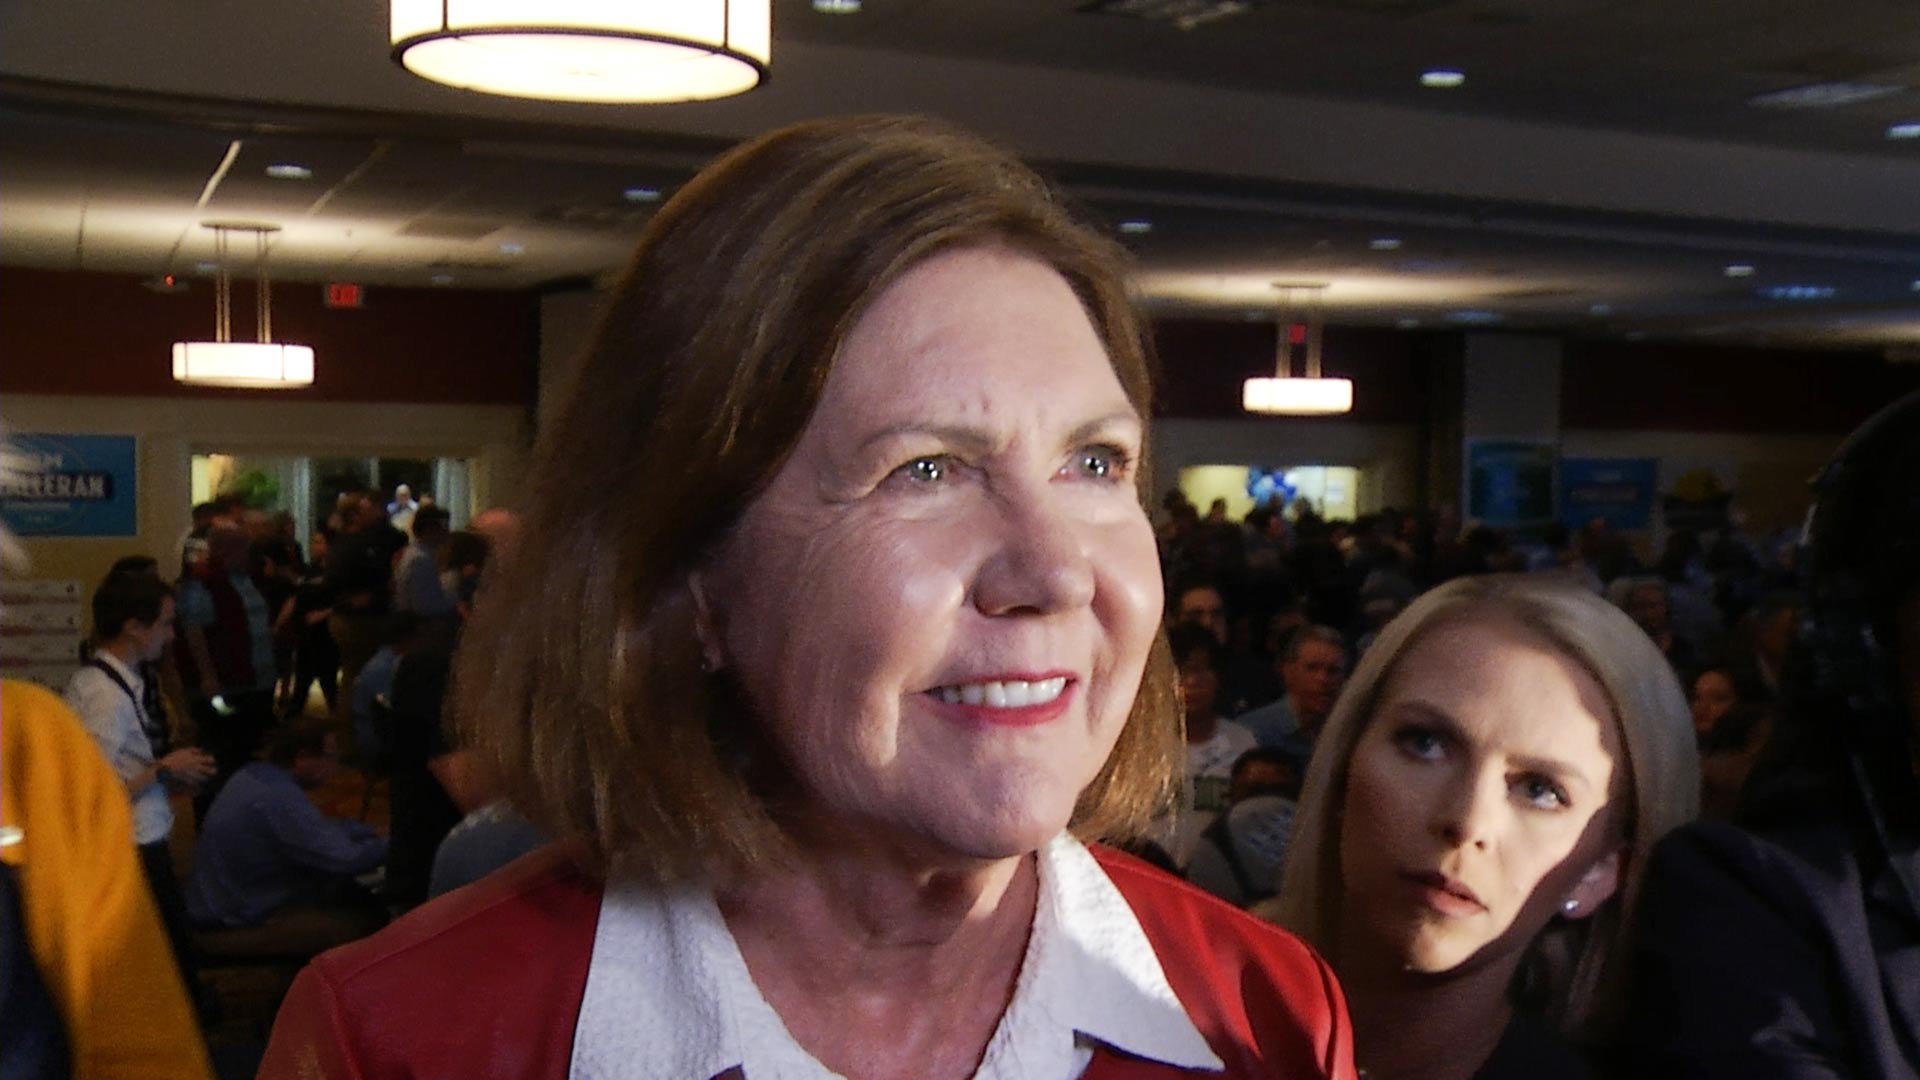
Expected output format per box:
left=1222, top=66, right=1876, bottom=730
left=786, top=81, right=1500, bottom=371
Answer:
left=0, top=678, right=212, bottom=1080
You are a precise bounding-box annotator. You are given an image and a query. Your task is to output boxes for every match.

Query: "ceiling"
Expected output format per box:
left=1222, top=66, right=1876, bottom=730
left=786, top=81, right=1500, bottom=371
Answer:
left=3, top=0, right=1919, bottom=352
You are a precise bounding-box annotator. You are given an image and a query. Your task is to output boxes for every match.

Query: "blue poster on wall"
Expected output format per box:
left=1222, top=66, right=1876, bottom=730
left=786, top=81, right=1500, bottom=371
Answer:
left=1559, top=457, right=1657, bottom=531
left=0, top=433, right=138, bottom=537
left=1465, top=439, right=1557, bottom=529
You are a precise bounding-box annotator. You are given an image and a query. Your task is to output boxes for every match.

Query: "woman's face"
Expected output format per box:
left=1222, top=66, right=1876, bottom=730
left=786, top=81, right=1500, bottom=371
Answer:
left=1338, top=615, right=1624, bottom=976
left=1691, top=670, right=1737, bottom=736
left=700, top=245, right=1162, bottom=863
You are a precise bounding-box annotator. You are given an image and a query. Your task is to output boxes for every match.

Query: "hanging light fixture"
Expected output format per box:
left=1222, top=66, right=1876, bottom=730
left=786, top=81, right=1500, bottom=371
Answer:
left=1243, top=282, right=1353, bottom=416
left=390, top=0, right=771, bottom=103
left=171, top=223, right=315, bottom=390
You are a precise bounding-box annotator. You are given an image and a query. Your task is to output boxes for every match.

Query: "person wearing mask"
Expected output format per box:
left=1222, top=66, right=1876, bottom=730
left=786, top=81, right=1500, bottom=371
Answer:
left=1271, top=574, right=1698, bottom=1079
left=1629, top=391, right=1920, bottom=1078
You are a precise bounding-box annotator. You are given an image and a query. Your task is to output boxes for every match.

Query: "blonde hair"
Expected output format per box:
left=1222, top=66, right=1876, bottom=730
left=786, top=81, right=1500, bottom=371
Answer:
left=1273, top=573, right=1698, bottom=1040
left=452, top=115, right=1179, bottom=882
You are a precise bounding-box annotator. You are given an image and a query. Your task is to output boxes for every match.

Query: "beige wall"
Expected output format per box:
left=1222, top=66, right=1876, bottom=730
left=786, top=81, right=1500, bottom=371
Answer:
left=1151, top=418, right=1423, bottom=516
left=1, top=393, right=529, bottom=597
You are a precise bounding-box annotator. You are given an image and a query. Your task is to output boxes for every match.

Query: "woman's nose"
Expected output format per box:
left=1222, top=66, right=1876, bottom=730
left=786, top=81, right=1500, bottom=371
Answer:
left=1431, top=768, right=1502, bottom=850
left=970, top=489, right=1096, bottom=617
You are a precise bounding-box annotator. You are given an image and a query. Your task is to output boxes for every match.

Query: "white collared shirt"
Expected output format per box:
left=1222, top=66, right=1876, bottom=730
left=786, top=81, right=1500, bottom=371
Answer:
left=64, top=650, right=172, bottom=846
left=570, top=832, right=1224, bottom=1080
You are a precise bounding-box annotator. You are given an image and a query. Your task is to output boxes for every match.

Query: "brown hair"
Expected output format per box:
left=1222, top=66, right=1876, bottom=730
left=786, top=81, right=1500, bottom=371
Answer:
left=453, top=115, right=1178, bottom=881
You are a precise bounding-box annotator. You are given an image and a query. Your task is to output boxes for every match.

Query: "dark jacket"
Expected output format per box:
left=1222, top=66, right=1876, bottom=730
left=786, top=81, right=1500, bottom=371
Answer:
left=1628, top=813, right=1920, bottom=1079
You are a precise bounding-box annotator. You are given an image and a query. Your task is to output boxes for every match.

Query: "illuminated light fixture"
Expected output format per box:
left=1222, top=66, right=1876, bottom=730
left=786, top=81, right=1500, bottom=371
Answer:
left=623, top=186, right=662, bottom=202
left=265, top=163, right=313, bottom=180
left=1369, top=237, right=1402, bottom=251
left=1118, top=219, right=1153, bottom=235
left=1243, top=283, right=1353, bottom=417
left=812, top=0, right=861, bottom=11
left=171, top=223, right=314, bottom=390
left=1421, top=68, right=1465, bottom=88
left=1724, top=263, right=1755, bottom=278
left=390, top=0, right=770, bottom=103
left=1888, top=122, right=1920, bottom=140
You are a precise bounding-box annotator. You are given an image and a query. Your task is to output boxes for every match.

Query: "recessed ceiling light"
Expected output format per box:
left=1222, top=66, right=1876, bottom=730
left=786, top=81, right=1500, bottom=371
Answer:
left=1118, top=220, right=1153, bottom=235
left=1910, top=279, right=1920, bottom=291
left=1723, top=264, right=1755, bottom=278
left=1420, top=69, right=1466, bottom=89
left=1749, top=82, right=1902, bottom=109
left=1395, top=317, right=1421, bottom=330
left=265, top=163, right=313, bottom=180
left=813, top=0, right=861, bottom=11
left=1444, top=309, right=1503, bottom=325
left=623, top=186, right=663, bottom=202
left=430, top=273, right=455, bottom=286
left=1588, top=303, right=1613, bottom=316
left=1888, top=122, right=1920, bottom=140
left=1760, top=284, right=1837, bottom=301
left=499, top=242, right=526, bottom=256
left=1369, top=237, right=1403, bottom=251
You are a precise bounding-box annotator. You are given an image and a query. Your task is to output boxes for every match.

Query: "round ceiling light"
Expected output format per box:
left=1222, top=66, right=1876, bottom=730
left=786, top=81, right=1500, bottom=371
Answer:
left=391, top=1, right=771, bottom=103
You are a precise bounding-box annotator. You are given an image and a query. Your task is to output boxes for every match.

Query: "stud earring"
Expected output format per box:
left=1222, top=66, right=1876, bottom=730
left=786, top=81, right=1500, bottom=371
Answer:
left=1562, top=899, right=1579, bottom=915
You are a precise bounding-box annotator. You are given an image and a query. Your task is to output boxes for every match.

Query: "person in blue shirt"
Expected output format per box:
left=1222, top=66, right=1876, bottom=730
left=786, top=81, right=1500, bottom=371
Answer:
left=185, top=721, right=387, bottom=949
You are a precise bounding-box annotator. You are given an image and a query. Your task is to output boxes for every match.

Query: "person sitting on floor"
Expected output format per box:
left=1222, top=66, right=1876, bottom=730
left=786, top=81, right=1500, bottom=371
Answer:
left=185, top=722, right=387, bottom=951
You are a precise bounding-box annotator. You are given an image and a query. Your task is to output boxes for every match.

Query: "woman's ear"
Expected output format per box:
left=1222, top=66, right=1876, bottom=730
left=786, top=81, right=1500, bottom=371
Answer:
left=1561, top=847, right=1623, bottom=920
left=686, top=569, right=728, bottom=673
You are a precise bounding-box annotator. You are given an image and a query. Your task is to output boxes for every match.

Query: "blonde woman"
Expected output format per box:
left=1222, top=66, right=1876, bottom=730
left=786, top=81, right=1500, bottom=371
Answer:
left=1268, top=574, right=1698, bottom=1079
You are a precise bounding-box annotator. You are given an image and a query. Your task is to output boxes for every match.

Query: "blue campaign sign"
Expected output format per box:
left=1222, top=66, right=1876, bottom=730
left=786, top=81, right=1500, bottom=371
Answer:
left=1559, top=457, right=1657, bottom=531
left=1466, top=439, right=1557, bottom=529
left=0, top=433, right=138, bottom=537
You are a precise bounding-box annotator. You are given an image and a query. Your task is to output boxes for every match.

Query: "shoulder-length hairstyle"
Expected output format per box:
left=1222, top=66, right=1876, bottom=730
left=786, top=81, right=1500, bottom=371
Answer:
left=1273, top=573, right=1697, bottom=1041
left=452, top=115, right=1179, bottom=883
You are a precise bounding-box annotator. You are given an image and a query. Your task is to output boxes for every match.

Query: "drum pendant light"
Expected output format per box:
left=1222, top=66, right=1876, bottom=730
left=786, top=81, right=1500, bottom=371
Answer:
left=390, top=0, right=772, bottom=103
left=1243, top=282, right=1353, bottom=416
left=171, top=223, right=315, bottom=390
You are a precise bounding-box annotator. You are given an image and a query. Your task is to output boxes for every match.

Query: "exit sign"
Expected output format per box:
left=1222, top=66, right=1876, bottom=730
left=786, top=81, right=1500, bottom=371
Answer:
left=324, top=282, right=364, bottom=309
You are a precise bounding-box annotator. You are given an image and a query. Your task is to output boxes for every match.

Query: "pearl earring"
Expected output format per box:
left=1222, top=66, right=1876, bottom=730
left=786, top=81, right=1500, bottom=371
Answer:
left=1562, top=899, right=1579, bottom=915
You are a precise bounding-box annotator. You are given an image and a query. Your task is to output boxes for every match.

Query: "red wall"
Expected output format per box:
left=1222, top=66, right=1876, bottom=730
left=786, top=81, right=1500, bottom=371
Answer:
left=0, top=267, right=540, bottom=405
left=1560, top=338, right=1918, bottom=434
left=1151, top=319, right=1436, bottom=423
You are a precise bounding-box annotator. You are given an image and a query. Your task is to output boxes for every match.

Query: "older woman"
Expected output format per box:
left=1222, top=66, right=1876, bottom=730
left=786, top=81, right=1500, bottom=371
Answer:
left=1267, top=574, right=1697, bottom=1079
left=259, top=116, right=1354, bottom=1079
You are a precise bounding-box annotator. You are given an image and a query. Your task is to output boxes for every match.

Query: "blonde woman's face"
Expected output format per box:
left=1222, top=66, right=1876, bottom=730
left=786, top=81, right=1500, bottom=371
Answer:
left=700, top=246, right=1162, bottom=863
left=1337, top=615, right=1624, bottom=976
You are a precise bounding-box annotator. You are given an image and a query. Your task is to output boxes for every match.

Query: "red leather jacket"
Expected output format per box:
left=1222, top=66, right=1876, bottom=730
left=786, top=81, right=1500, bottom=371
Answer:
left=259, top=845, right=1355, bottom=1079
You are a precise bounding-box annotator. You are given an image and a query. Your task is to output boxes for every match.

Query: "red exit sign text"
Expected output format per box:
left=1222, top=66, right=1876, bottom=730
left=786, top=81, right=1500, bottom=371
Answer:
left=325, top=283, right=364, bottom=309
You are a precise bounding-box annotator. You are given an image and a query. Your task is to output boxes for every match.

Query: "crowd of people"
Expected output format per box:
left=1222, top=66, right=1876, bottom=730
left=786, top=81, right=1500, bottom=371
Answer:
left=34, top=484, right=532, bottom=1057
left=2, top=113, right=1913, bottom=1080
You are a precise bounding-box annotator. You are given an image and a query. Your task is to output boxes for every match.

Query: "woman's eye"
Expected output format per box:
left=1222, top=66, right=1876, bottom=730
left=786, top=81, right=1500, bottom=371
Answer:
left=893, top=456, right=948, bottom=485
left=1515, top=775, right=1569, bottom=810
left=1067, top=443, right=1132, bottom=481
left=1393, top=726, right=1445, bottom=761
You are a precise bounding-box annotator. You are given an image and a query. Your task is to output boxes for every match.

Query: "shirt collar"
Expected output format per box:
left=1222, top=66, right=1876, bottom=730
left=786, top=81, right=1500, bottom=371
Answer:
left=570, top=833, right=1222, bottom=1080
left=93, top=649, right=145, bottom=696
